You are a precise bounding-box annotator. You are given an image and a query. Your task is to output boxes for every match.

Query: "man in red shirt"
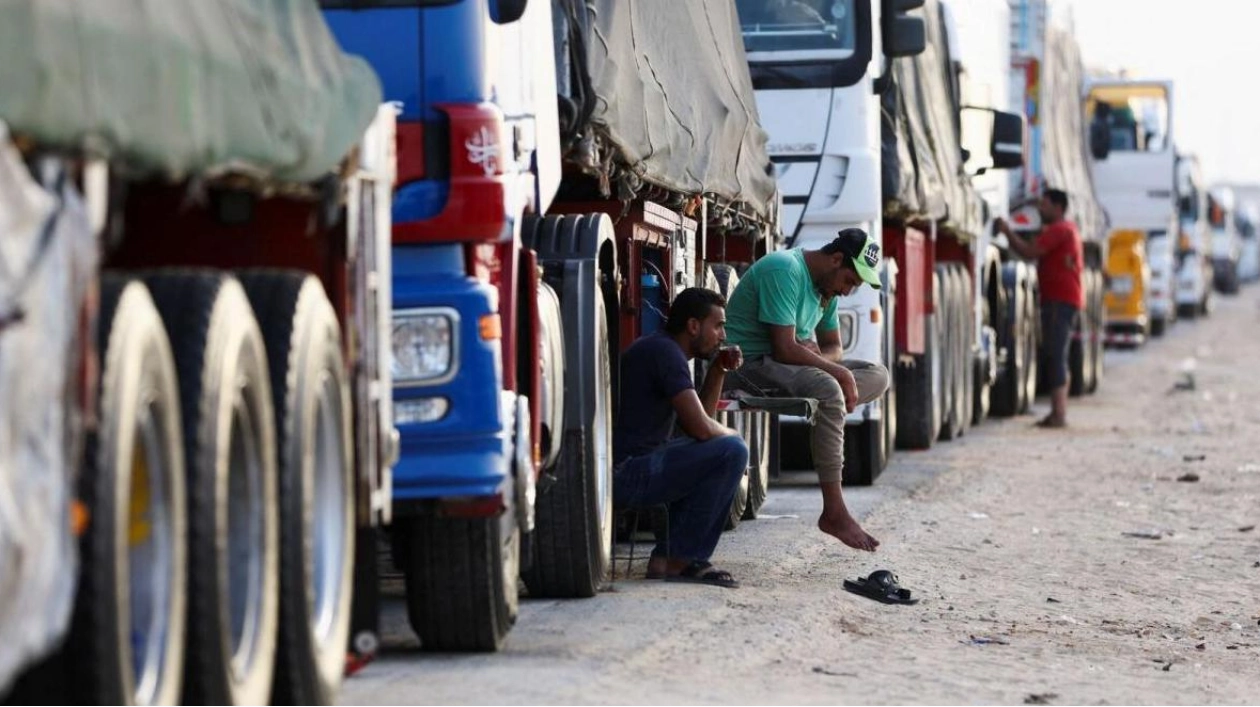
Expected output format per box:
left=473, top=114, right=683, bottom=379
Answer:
left=996, top=189, right=1084, bottom=428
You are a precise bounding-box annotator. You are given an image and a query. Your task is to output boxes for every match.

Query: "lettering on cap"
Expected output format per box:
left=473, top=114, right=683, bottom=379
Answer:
left=863, top=241, right=880, bottom=268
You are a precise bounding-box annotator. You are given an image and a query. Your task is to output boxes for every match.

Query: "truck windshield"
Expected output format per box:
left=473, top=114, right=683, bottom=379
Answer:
left=737, top=0, right=856, bottom=53
left=1086, top=84, right=1171, bottom=153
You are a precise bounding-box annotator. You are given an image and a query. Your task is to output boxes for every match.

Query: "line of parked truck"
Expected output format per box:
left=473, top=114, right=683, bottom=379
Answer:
left=2, top=0, right=1254, bottom=704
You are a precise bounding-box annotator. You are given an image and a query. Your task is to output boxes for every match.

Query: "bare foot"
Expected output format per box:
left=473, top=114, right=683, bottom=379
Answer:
left=646, top=555, right=695, bottom=579
left=646, top=555, right=668, bottom=579
left=818, top=512, right=880, bottom=552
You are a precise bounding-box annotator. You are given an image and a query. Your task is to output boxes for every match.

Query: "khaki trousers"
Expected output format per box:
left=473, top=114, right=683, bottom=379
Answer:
left=729, top=357, right=890, bottom=484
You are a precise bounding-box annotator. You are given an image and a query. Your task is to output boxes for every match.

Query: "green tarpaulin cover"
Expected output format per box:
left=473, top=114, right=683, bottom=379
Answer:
left=0, top=0, right=382, bottom=182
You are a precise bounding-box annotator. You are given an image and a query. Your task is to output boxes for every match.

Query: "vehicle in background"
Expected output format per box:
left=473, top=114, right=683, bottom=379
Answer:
left=1236, top=201, right=1260, bottom=283
left=324, top=0, right=780, bottom=651
left=1, top=2, right=395, bottom=704
left=1218, top=184, right=1260, bottom=284
left=1173, top=153, right=1214, bottom=318
left=1208, top=185, right=1242, bottom=294
left=1084, top=79, right=1177, bottom=344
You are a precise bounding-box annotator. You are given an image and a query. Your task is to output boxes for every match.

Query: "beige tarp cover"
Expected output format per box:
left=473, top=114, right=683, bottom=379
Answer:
left=881, top=0, right=984, bottom=237
left=583, top=0, right=778, bottom=221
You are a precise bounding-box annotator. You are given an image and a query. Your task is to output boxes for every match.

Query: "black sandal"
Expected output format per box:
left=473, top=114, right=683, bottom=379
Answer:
left=843, top=569, right=918, bottom=605
left=664, top=560, right=740, bottom=589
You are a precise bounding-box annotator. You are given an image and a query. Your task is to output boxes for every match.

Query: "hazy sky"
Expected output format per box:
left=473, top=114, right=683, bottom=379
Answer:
left=1061, top=0, right=1260, bottom=186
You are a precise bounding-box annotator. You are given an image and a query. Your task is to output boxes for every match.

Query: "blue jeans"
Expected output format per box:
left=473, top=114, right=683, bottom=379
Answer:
left=613, top=435, right=748, bottom=563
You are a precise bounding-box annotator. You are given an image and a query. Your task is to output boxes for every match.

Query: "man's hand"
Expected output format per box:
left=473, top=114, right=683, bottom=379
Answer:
left=797, top=338, right=822, bottom=355
left=716, top=344, right=743, bottom=372
left=830, top=364, right=858, bottom=413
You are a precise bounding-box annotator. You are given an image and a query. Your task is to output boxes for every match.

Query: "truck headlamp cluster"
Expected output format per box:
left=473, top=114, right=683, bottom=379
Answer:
left=392, top=309, right=457, bottom=385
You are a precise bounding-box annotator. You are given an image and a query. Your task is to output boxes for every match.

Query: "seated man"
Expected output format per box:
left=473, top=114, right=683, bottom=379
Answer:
left=613, top=287, right=749, bottom=588
left=724, top=228, right=890, bottom=552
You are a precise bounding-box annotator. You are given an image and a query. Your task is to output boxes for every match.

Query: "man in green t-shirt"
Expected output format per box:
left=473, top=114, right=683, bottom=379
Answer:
left=725, top=228, right=890, bottom=552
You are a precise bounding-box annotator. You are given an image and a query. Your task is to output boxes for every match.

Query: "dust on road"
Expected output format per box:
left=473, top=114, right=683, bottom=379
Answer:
left=343, top=292, right=1260, bottom=706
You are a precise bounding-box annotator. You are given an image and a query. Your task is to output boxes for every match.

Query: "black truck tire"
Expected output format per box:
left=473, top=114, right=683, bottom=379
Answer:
left=1021, top=275, right=1039, bottom=413
left=396, top=508, right=519, bottom=651
left=991, top=264, right=1025, bottom=417
left=742, top=411, right=770, bottom=519
left=72, top=277, right=187, bottom=706
left=1068, top=323, right=1086, bottom=397
left=236, top=271, right=354, bottom=702
left=952, top=263, right=974, bottom=438
left=973, top=294, right=993, bottom=425
left=144, top=272, right=280, bottom=706
left=723, top=412, right=750, bottom=530
left=1088, top=269, right=1105, bottom=393
left=711, top=264, right=750, bottom=529
left=895, top=273, right=939, bottom=450
left=938, top=265, right=962, bottom=441
left=1070, top=269, right=1097, bottom=396
left=523, top=214, right=615, bottom=598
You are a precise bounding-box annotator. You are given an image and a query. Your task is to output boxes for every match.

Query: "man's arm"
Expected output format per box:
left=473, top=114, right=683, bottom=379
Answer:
left=769, top=324, right=858, bottom=411
left=697, top=348, right=742, bottom=417
left=673, top=387, right=736, bottom=440
left=995, top=217, right=1046, bottom=259
left=815, top=326, right=843, bottom=363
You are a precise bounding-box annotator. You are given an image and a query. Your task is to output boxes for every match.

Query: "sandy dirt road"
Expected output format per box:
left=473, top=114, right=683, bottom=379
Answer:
left=342, top=291, right=1260, bottom=705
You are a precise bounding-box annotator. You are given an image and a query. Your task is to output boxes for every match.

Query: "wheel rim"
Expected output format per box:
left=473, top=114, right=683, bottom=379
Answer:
left=594, top=297, right=613, bottom=562
left=755, top=414, right=770, bottom=489
left=227, top=392, right=266, bottom=681
left=128, top=397, right=176, bottom=706
left=311, top=370, right=348, bottom=643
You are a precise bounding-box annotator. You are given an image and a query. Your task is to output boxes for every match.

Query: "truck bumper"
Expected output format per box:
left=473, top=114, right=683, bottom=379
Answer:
left=392, top=422, right=511, bottom=502
left=1105, top=320, right=1147, bottom=347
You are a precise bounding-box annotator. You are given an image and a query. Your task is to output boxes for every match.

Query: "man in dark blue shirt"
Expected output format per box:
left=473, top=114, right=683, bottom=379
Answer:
left=614, top=287, right=748, bottom=588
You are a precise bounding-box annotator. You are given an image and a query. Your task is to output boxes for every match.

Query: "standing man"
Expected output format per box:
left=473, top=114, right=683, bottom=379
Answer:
left=996, top=188, right=1084, bottom=428
left=723, top=228, right=890, bottom=553
left=614, top=287, right=749, bottom=588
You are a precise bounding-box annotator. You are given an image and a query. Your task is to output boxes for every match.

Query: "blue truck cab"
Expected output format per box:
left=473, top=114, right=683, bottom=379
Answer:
left=321, top=0, right=561, bottom=652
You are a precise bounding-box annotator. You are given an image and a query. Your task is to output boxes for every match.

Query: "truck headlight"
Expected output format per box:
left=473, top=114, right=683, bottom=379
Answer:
left=392, top=310, right=456, bottom=384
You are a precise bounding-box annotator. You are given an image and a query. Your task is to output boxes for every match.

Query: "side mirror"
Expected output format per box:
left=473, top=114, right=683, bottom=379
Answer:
left=490, top=0, right=527, bottom=24
left=884, top=17, right=925, bottom=57
left=883, top=0, right=926, bottom=58
left=990, top=110, right=1025, bottom=169
left=1089, top=117, right=1111, bottom=161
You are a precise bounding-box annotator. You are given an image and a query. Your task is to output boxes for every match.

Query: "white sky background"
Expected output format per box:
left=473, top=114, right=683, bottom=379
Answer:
left=1059, top=0, right=1260, bottom=186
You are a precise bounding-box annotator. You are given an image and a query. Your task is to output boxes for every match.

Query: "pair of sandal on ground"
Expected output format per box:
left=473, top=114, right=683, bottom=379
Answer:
left=646, top=555, right=740, bottom=589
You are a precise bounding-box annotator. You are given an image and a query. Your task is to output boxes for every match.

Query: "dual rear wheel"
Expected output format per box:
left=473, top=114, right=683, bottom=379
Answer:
left=75, top=270, right=354, bottom=705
